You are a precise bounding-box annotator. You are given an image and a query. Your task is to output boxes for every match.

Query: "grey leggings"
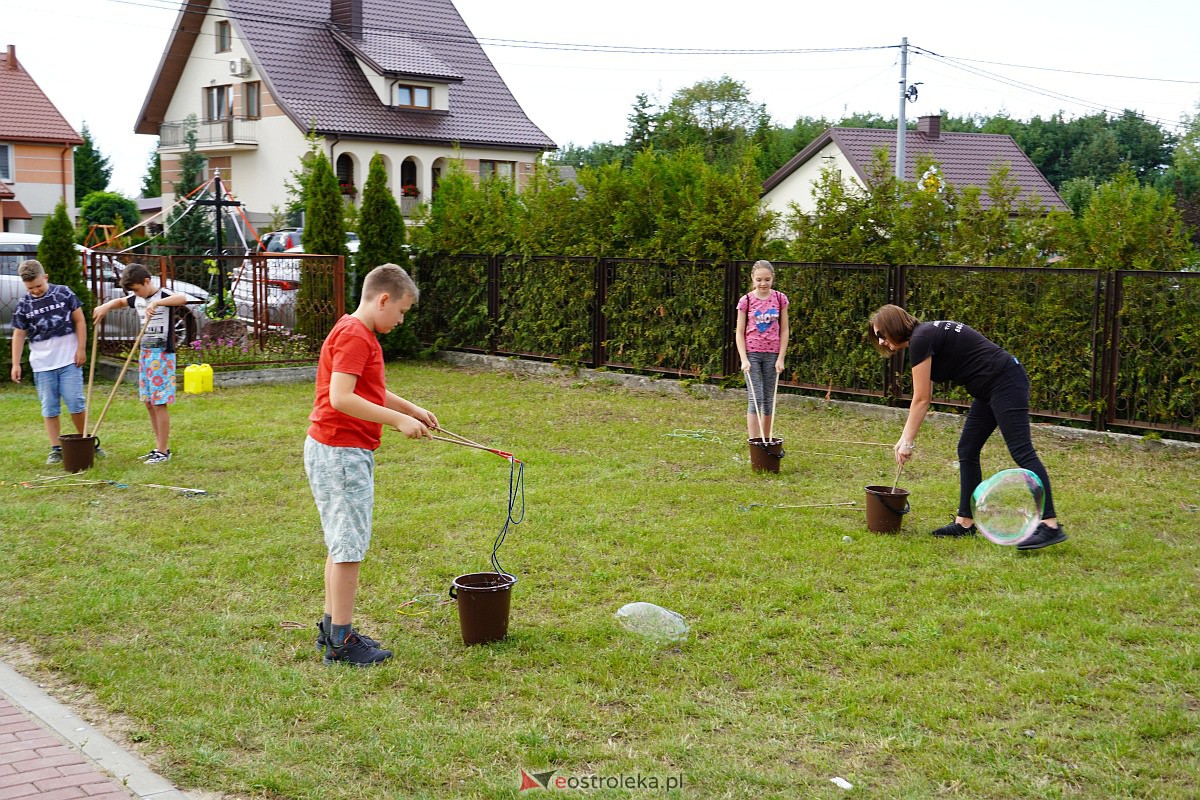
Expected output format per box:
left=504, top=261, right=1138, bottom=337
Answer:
left=745, top=351, right=779, bottom=415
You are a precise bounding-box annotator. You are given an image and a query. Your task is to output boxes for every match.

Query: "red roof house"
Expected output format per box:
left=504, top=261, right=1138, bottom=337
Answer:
left=0, top=44, right=83, bottom=232
left=762, top=115, right=1069, bottom=222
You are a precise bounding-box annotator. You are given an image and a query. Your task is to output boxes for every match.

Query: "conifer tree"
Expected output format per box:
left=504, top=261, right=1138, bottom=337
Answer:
left=358, top=153, right=416, bottom=357
left=37, top=201, right=94, bottom=325
left=74, top=123, right=112, bottom=204
left=162, top=116, right=211, bottom=254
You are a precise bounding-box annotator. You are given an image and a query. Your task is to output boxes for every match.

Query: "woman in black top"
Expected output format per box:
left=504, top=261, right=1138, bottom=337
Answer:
left=868, top=304, right=1066, bottom=550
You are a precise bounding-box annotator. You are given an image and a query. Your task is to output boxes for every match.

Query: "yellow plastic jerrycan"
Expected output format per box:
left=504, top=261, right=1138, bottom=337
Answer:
left=184, top=364, right=203, bottom=394
left=184, top=363, right=215, bottom=394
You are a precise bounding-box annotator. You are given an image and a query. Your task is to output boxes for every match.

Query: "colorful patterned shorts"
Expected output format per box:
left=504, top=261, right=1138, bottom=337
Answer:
left=138, top=348, right=177, bottom=405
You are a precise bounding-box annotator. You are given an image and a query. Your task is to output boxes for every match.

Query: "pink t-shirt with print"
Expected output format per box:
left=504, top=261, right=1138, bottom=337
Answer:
left=737, top=290, right=789, bottom=353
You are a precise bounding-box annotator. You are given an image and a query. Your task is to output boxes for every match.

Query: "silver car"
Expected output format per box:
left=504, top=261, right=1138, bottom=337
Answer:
left=1, top=232, right=209, bottom=346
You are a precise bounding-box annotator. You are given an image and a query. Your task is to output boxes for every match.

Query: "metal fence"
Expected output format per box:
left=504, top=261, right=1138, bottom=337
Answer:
left=85, top=251, right=343, bottom=367
left=411, top=254, right=1200, bottom=437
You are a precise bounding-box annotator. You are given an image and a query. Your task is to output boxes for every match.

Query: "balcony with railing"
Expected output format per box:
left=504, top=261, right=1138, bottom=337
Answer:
left=159, top=117, right=258, bottom=151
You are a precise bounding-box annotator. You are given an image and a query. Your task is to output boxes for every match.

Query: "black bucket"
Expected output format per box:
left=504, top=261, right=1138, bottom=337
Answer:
left=60, top=434, right=97, bottom=473
left=864, top=485, right=910, bottom=533
left=449, top=572, right=517, bottom=645
left=748, top=437, right=784, bottom=473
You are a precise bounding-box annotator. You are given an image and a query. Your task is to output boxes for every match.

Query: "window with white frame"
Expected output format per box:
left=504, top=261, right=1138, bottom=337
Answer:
left=204, top=85, right=232, bottom=122
left=479, top=160, right=514, bottom=180
left=392, top=84, right=431, bottom=109
left=0, top=143, right=12, bottom=182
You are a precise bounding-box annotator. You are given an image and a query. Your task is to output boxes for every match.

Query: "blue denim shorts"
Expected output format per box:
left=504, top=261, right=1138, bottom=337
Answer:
left=33, top=364, right=86, bottom=418
left=304, top=435, right=375, bottom=563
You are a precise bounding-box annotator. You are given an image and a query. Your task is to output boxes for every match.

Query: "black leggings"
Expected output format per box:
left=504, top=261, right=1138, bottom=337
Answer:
left=957, top=362, right=1057, bottom=520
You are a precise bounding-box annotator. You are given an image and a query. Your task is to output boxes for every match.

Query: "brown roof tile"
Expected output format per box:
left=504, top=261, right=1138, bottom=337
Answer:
left=764, top=122, right=1069, bottom=213
left=0, top=45, right=83, bottom=144
left=138, top=0, right=553, bottom=150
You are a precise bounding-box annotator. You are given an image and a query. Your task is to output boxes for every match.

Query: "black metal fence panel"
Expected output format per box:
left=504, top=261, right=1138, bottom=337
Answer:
left=411, top=253, right=1199, bottom=437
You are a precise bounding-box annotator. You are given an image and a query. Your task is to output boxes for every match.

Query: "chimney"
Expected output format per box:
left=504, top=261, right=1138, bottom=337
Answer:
left=331, top=0, right=363, bottom=40
left=6, top=45, right=16, bottom=69
left=917, top=115, right=941, bottom=139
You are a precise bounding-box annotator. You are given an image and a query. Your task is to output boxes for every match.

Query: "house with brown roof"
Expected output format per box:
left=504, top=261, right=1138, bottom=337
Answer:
left=762, top=115, right=1069, bottom=224
left=136, top=0, right=556, bottom=231
left=0, top=45, right=83, bottom=233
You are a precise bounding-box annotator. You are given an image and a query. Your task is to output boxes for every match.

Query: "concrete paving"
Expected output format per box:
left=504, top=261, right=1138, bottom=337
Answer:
left=0, top=659, right=188, bottom=800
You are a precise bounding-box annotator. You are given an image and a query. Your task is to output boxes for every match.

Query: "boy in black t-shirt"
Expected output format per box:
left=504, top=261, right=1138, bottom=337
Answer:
left=869, top=304, right=1066, bottom=550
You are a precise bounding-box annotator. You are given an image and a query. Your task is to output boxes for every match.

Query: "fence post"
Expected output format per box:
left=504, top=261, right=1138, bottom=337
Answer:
left=1098, top=271, right=1122, bottom=431
left=488, top=255, right=501, bottom=354
left=592, top=258, right=607, bottom=368
left=722, top=260, right=740, bottom=378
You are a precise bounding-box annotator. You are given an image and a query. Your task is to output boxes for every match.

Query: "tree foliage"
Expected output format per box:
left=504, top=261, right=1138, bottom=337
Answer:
left=73, top=123, right=111, bottom=204
left=357, top=153, right=406, bottom=270
left=79, top=191, right=139, bottom=233
left=37, top=201, right=93, bottom=324
left=296, top=151, right=346, bottom=343
left=141, top=147, right=162, bottom=198
left=161, top=116, right=211, bottom=255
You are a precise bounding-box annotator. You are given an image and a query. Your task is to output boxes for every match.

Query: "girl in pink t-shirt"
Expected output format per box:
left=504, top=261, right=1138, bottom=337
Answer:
left=735, top=260, right=790, bottom=440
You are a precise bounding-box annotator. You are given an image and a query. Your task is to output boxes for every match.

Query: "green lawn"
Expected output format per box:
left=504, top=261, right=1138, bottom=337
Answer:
left=1, top=361, right=1198, bottom=799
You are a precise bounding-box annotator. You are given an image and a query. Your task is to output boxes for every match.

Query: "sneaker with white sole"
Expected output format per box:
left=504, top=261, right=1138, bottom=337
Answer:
left=46, top=446, right=63, bottom=465
left=143, top=449, right=172, bottom=464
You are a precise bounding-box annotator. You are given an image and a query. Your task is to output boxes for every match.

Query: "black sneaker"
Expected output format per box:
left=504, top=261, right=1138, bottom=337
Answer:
left=1017, top=522, right=1068, bottom=550
left=932, top=520, right=977, bottom=537
left=323, top=632, right=392, bottom=666
left=314, top=619, right=380, bottom=652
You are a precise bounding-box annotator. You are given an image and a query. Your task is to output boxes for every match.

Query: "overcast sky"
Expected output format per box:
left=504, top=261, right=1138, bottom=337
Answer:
left=7, top=0, right=1199, bottom=197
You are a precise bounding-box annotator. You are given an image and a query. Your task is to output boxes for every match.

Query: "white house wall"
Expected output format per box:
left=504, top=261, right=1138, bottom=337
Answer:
left=762, top=142, right=860, bottom=219
left=157, top=0, right=542, bottom=234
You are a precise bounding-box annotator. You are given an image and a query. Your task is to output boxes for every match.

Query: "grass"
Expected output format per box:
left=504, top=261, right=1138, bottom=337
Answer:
left=1, top=361, right=1198, bottom=799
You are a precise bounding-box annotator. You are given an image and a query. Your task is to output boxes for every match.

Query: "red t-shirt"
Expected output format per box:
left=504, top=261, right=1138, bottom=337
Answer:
left=307, top=315, right=387, bottom=450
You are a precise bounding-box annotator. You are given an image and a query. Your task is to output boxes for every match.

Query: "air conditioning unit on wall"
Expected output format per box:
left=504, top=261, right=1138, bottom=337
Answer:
left=229, top=58, right=252, bottom=78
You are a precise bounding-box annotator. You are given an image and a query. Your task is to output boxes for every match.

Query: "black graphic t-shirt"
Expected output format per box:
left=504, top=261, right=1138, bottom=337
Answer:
left=907, top=320, right=1015, bottom=398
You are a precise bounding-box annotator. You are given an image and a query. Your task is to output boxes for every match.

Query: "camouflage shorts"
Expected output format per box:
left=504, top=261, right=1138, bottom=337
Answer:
left=304, top=436, right=375, bottom=563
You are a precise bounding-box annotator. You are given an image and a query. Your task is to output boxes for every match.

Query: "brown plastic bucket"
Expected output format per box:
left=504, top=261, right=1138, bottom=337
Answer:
left=449, top=572, right=517, bottom=645
left=864, top=485, right=910, bottom=533
left=60, top=434, right=97, bottom=473
left=748, top=437, right=785, bottom=472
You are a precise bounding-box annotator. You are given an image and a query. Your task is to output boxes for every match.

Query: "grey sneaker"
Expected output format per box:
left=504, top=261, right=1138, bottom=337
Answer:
left=323, top=632, right=393, bottom=667
left=315, top=619, right=380, bottom=652
left=143, top=449, right=172, bottom=464
left=46, top=446, right=63, bottom=465
left=94, top=442, right=107, bottom=459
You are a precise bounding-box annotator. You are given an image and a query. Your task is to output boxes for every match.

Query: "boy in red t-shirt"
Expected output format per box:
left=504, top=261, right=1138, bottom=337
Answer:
left=305, top=264, right=438, bottom=665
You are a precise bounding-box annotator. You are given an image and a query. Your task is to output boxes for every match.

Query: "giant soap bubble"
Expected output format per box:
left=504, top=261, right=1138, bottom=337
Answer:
left=971, top=468, right=1045, bottom=545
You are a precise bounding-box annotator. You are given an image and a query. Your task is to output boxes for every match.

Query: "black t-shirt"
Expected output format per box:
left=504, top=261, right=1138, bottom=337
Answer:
left=907, top=320, right=1015, bottom=398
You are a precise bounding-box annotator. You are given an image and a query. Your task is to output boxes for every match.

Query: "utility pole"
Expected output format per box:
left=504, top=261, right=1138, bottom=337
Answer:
left=193, top=170, right=241, bottom=317
left=896, top=37, right=908, bottom=181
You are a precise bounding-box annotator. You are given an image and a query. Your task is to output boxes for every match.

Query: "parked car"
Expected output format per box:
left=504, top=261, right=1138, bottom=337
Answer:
left=257, top=229, right=359, bottom=254
left=1, top=232, right=209, bottom=346
left=233, top=234, right=360, bottom=329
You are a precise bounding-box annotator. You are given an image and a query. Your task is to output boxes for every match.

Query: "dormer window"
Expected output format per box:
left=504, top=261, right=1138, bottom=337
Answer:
left=216, top=21, right=232, bottom=52
left=392, top=84, right=431, bottom=109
